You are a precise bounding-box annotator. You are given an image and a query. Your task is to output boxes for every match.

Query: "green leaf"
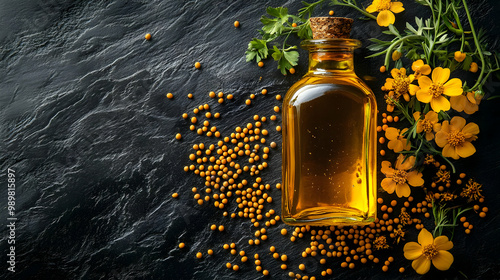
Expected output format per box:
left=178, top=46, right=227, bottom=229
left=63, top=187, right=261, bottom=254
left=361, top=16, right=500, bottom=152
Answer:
left=245, top=39, right=269, bottom=62
left=388, top=24, right=401, bottom=38
left=272, top=46, right=299, bottom=75
left=260, top=7, right=290, bottom=35
left=297, top=20, right=313, bottom=39
left=406, top=22, right=418, bottom=35
left=462, top=55, right=472, bottom=70
left=415, top=17, right=423, bottom=29
left=405, top=49, right=420, bottom=60
left=368, top=44, right=386, bottom=51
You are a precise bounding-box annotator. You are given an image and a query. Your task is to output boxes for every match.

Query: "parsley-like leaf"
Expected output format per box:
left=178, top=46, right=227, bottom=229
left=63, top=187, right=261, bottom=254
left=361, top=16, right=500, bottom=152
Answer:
left=272, top=46, right=299, bottom=75
left=297, top=20, right=313, bottom=40
left=245, top=39, right=269, bottom=63
left=261, top=7, right=290, bottom=36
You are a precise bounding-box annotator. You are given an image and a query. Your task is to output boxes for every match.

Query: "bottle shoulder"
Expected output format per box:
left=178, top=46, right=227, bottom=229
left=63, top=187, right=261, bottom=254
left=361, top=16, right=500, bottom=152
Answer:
left=284, top=75, right=375, bottom=105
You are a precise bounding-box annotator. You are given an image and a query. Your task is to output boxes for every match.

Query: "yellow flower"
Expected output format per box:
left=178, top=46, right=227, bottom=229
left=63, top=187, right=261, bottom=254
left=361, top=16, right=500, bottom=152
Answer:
left=385, top=127, right=411, bottom=152
left=416, top=67, right=463, bottom=112
left=413, top=111, right=441, bottom=141
left=403, top=228, right=454, bottom=275
left=384, top=68, right=420, bottom=100
left=411, top=60, right=431, bottom=79
left=366, top=0, right=405, bottom=27
left=381, top=155, right=424, bottom=197
left=469, top=62, right=478, bottom=73
left=454, top=51, right=466, bottom=62
left=450, top=91, right=482, bottom=114
left=435, top=116, right=479, bottom=160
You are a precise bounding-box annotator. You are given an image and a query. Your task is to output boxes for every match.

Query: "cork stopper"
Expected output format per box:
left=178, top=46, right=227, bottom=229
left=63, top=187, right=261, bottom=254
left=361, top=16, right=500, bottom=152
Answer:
left=309, top=17, right=353, bottom=39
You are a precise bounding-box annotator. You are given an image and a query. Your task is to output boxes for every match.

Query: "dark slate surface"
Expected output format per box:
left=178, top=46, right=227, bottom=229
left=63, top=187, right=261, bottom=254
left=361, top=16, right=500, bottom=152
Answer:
left=1, top=0, right=499, bottom=279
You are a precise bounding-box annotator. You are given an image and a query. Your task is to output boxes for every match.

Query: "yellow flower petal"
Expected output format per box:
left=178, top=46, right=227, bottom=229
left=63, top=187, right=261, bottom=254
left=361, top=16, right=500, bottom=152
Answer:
left=432, top=67, right=450, bottom=84
left=403, top=242, right=423, bottom=260
left=385, top=127, right=399, bottom=140
left=412, top=256, right=431, bottom=275
left=390, top=2, right=405, bottom=13
left=456, top=142, right=476, bottom=158
left=396, top=154, right=415, bottom=170
left=409, top=84, right=420, bottom=95
left=381, top=161, right=394, bottom=175
left=412, top=60, right=424, bottom=72
left=461, top=122, right=479, bottom=136
left=425, top=131, right=435, bottom=141
left=430, top=95, right=450, bottom=112
left=426, top=111, right=438, bottom=122
left=443, top=144, right=459, bottom=160
left=416, top=89, right=433, bottom=103
left=395, top=183, right=411, bottom=197
left=413, top=111, right=421, bottom=121
left=435, top=131, right=448, bottom=147
left=432, top=250, right=454, bottom=271
left=440, top=120, right=450, bottom=133
left=407, top=171, right=424, bottom=187
left=464, top=103, right=479, bottom=114
left=384, top=77, right=394, bottom=88
left=381, top=178, right=396, bottom=194
left=388, top=139, right=404, bottom=153
left=377, top=10, right=395, bottom=27
left=366, top=4, right=377, bottom=13
left=420, top=65, right=431, bottom=75
left=450, top=116, right=466, bottom=131
left=434, top=236, right=453, bottom=251
left=418, top=75, right=432, bottom=89
left=433, top=122, right=442, bottom=133
left=443, top=78, right=463, bottom=97
left=418, top=228, right=434, bottom=247
left=466, top=91, right=478, bottom=104
left=450, top=95, right=466, bottom=112
left=416, top=123, right=423, bottom=134
left=390, top=68, right=399, bottom=78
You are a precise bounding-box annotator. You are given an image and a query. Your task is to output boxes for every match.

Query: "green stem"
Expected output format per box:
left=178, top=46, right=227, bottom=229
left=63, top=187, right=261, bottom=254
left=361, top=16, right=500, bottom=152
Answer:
left=426, top=0, right=442, bottom=66
left=438, top=153, right=456, bottom=173
left=462, top=0, right=486, bottom=91
left=383, top=35, right=424, bottom=68
left=331, top=1, right=376, bottom=20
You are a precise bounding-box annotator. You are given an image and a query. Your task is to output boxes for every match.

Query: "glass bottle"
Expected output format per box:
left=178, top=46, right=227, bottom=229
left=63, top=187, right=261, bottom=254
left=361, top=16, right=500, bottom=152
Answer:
left=282, top=17, right=377, bottom=226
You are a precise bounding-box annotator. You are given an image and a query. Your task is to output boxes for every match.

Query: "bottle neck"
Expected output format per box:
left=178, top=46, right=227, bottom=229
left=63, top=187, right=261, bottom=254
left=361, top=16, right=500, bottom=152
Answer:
left=301, top=39, right=361, bottom=75
left=308, top=50, right=354, bottom=74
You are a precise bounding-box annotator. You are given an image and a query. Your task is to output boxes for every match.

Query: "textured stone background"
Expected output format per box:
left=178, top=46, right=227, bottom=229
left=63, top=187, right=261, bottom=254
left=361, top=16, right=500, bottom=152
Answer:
left=0, top=0, right=499, bottom=279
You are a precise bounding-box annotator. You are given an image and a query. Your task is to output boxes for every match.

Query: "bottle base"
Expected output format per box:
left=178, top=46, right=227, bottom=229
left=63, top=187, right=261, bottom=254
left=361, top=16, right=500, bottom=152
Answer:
left=282, top=206, right=375, bottom=226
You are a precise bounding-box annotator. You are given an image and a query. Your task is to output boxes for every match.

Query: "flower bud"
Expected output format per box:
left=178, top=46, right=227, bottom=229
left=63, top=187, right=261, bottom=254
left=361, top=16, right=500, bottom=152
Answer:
left=392, top=50, right=402, bottom=61
left=469, top=62, right=478, bottom=73
left=454, top=51, right=466, bottom=62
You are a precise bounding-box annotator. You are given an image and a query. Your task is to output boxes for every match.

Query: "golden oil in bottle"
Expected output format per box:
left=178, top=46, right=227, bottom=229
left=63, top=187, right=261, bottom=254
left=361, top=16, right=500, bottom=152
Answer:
left=282, top=17, right=377, bottom=226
